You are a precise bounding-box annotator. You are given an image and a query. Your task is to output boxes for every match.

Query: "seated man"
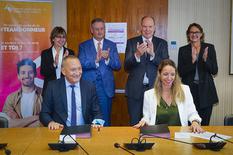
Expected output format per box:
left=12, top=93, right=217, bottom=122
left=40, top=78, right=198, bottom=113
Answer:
left=2, top=58, right=42, bottom=127
left=39, top=55, right=104, bottom=130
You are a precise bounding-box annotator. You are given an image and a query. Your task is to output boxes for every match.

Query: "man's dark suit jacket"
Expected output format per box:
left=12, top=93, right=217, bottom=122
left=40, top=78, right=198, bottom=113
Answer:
left=40, top=46, right=74, bottom=95
left=178, top=42, right=218, bottom=108
left=39, top=78, right=103, bottom=126
left=124, top=36, right=169, bottom=100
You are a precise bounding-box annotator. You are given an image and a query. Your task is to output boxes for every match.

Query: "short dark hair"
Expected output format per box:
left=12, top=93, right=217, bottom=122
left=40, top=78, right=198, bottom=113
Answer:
left=186, top=23, right=205, bottom=42
left=91, top=18, right=105, bottom=26
left=141, top=16, right=155, bottom=25
left=17, top=58, right=37, bottom=75
left=50, top=26, right=67, bottom=44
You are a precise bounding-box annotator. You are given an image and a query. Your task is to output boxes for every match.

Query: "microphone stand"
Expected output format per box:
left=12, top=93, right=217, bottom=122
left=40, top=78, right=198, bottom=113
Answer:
left=210, top=133, right=233, bottom=144
left=114, top=143, right=135, bottom=155
left=139, top=134, right=192, bottom=145
left=140, top=133, right=227, bottom=151
left=62, top=134, right=89, bottom=155
left=48, top=111, right=89, bottom=154
left=0, top=144, right=11, bottom=155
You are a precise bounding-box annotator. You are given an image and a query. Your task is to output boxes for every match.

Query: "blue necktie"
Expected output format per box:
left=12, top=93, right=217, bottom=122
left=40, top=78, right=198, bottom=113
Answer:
left=70, top=85, right=76, bottom=126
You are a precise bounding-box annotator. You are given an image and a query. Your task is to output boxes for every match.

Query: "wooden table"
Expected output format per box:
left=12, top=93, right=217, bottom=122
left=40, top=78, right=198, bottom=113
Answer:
left=0, top=126, right=232, bottom=155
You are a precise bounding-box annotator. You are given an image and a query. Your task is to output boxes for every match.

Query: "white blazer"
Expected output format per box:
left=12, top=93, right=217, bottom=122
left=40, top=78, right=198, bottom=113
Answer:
left=141, top=84, right=201, bottom=126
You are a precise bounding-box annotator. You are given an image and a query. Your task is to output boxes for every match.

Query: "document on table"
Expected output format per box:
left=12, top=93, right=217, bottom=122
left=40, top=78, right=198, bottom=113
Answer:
left=175, top=131, right=232, bottom=141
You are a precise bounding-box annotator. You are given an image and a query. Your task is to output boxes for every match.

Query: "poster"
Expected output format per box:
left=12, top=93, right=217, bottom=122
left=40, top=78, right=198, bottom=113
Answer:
left=105, top=23, right=127, bottom=53
left=0, top=0, right=52, bottom=110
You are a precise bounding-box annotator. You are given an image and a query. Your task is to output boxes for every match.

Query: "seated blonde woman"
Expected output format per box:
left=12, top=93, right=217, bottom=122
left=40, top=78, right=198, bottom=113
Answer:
left=134, top=59, right=204, bottom=133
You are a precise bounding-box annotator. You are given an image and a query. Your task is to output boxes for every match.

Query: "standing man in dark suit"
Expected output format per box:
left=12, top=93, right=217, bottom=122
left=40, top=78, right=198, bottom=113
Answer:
left=40, top=56, right=104, bottom=130
left=78, top=18, right=121, bottom=126
left=124, top=16, right=169, bottom=125
left=178, top=23, right=218, bottom=125
left=40, top=26, right=74, bottom=96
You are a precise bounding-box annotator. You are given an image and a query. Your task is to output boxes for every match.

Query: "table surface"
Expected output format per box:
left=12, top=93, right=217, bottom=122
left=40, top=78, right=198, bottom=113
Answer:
left=0, top=126, right=232, bottom=155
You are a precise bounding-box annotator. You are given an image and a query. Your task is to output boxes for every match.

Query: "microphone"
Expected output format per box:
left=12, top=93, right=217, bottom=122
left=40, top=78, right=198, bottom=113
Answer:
left=210, top=133, right=233, bottom=144
left=123, top=136, right=155, bottom=152
left=141, top=133, right=227, bottom=151
left=0, top=143, right=11, bottom=155
left=114, top=143, right=135, bottom=155
left=47, top=111, right=89, bottom=154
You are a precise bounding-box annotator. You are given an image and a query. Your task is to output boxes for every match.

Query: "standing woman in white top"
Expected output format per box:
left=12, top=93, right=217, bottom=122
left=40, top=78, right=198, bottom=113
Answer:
left=134, top=59, right=204, bottom=133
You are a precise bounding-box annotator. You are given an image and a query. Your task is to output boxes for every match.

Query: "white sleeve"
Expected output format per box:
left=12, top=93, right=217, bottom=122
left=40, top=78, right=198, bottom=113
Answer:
left=141, top=91, right=151, bottom=124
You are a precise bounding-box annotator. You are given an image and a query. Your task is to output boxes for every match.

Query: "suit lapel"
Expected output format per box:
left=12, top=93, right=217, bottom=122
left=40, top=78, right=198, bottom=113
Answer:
left=90, top=39, right=98, bottom=60
left=60, top=78, right=68, bottom=114
left=103, top=39, right=108, bottom=51
left=80, top=79, right=86, bottom=120
left=48, top=47, right=54, bottom=62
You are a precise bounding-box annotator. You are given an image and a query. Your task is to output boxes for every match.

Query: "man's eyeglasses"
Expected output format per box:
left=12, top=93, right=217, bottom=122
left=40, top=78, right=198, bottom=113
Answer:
left=189, top=31, right=202, bottom=35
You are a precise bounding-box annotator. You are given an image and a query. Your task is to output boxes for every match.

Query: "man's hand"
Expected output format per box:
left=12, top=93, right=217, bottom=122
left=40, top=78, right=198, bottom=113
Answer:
left=95, top=50, right=102, bottom=63
left=102, top=48, right=110, bottom=59
left=135, top=42, right=147, bottom=58
left=48, top=121, right=64, bottom=130
left=145, top=40, right=154, bottom=56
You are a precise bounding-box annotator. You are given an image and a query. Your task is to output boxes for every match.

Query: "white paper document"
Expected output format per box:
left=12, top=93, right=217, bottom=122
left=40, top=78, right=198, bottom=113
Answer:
left=191, top=132, right=232, bottom=142
left=175, top=132, right=192, bottom=139
left=175, top=131, right=232, bottom=142
left=59, top=134, right=76, bottom=143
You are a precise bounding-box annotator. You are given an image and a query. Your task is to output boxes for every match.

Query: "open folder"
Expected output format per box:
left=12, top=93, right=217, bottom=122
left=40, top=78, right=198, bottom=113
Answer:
left=61, top=124, right=91, bottom=138
left=140, top=124, right=170, bottom=138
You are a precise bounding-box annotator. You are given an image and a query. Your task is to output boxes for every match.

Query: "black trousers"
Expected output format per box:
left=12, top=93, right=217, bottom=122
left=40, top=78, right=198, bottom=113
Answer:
left=190, top=82, right=213, bottom=125
left=127, top=84, right=150, bottom=126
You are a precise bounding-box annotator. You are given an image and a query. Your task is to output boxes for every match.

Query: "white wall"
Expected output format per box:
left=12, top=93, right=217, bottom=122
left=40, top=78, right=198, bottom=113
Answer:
left=168, top=0, right=233, bottom=125
left=53, top=0, right=67, bottom=30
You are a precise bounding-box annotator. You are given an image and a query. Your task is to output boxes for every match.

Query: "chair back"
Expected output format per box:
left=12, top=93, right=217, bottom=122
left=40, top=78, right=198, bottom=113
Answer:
left=0, top=116, right=8, bottom=128
left=224, top=114, right=233, bottom=126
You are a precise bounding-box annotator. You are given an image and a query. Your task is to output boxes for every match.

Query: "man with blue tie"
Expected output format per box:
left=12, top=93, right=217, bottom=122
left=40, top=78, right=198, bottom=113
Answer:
left=78, top=18, right=121, bottom=126
left=40, top=56, right=104, bottom=130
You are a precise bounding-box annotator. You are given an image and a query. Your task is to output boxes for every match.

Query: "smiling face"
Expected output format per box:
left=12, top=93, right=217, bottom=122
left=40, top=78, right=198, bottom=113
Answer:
left=18, top=65, right=35, bottom=88
left=160, top=65, right=176, bottom=89
left=53, top=34, right=66, bottom=48
left=91, top=21, right=105, bottom=41
left=141, top=17, right=155, bottom=39
left=188, top=26, right=203, bottom=43
left=62, top=58, right=82, bottom=84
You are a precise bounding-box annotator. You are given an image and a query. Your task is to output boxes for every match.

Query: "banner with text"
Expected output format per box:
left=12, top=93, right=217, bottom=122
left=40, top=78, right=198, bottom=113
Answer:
left=0, top=0, right=52, bottom=110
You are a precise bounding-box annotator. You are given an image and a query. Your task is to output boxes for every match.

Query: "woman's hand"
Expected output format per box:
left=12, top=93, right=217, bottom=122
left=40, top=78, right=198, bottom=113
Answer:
left=191, top=121, right=204, bottom=133
left=133, top=120, right=146, bottom=128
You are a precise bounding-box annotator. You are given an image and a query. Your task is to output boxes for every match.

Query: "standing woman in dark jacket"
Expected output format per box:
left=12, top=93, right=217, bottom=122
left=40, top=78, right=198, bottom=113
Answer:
left=40, top=27, right=74, bottom=96
left=178, top=23, right=218, bottom=125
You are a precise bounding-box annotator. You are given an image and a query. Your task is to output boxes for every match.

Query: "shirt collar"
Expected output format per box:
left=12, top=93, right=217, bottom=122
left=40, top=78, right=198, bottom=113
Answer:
left=93, top=38, right=104, bottom=45
left=142, top=36, right=152, bottom=42
left=52, top=46, right=64, bottom=54
left=65, top=78, right=80, bottom=88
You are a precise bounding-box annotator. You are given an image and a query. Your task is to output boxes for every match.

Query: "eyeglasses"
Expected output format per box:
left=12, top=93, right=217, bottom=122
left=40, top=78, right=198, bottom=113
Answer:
left=55, top=35, right=66, bottom=39
left=189, top=31, right=202, bottom=35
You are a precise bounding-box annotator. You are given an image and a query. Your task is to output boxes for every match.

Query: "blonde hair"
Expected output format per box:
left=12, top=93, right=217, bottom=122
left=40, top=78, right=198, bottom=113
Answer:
left=154, top=59, right=185, bottom=106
